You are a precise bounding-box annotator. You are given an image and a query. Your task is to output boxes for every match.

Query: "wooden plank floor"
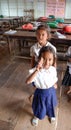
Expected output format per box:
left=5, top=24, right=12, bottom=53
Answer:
left=0, top=44, right=71, bottom=130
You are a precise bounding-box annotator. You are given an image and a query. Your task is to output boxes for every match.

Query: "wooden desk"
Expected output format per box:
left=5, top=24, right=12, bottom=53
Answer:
left=16, top=26, right=63, bottom=35
left=4, top=31, right=37, bottom=54
left=4, top=30, right=36, bottom=39
left=0, top=17, right=17, bottom=26
left=4, top=30, right=71, bottom=55
left=50, top=34, right=71, bottom=52
left=0, top=16, right=23, bottom=28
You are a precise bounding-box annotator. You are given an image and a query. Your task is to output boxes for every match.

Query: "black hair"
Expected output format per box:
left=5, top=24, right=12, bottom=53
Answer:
left=38, top=46, right=56, bottom=66
left=36, top=24, right=51, bottom=40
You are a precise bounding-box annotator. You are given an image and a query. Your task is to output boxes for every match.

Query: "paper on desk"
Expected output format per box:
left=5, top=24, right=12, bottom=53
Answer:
left=54, top=31, right=66, bottom=39
left=5, top=30, right=17, bottom=34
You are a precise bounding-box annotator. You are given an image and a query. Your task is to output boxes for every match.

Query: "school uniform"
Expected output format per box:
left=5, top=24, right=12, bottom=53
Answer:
left=29, top=66, right=58, bottom=119
left=30, top=41, right=56, bottom=63
left=30, top=42, right=57, bottom=87
left=62, top=46, right=71, bottom=87
left=62, top=64, right=71, bottom=86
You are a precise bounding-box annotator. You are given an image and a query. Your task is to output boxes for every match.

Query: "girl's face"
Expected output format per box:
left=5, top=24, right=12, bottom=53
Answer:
left=36, top=29, right=48, bottom=46
left=42, top=51, right=54, bottom=69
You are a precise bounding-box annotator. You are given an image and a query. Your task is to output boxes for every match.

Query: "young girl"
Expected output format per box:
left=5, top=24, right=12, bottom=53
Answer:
left=26, top=46, right=58, bottom=126
left=29, top=24, right=57, bottom=101
left=62, top=46, right=71, bottom=94
left=30, top=24, right=57, bottom=68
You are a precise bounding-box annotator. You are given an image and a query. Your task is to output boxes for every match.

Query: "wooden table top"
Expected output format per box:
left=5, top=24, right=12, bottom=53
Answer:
left=4, top=30, right=36, bottom=37
left=4, top=30, right=71, bottom=40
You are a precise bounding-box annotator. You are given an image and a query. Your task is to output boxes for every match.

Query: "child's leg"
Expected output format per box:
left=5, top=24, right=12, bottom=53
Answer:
left=48, top=117, right=56, bottom=123
left=67, top=86, right=71, bottom=94
left=29, top=84, right=36, bottom=102
left=47, top=87, right=57, bottom=123
left=67, top=86, right=71, bottom=102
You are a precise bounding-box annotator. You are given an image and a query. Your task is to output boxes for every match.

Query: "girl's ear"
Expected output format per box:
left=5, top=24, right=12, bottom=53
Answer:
left=53, top=57, right=57, bottom=67
left=48, top=33, right=51, bottom=40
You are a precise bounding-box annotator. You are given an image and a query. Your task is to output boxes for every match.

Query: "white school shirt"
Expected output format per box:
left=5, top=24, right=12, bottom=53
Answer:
left=29, top=66, right=58, bottom=89
left=30, top=42, right=56, bottom=62
left=66, top=46, right=71, bottom=74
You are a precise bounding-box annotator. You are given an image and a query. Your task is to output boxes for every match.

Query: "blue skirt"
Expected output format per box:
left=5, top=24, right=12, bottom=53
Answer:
left=62, top=66, right=71, bottom=86
left=32, top=87, right=57, bottom=120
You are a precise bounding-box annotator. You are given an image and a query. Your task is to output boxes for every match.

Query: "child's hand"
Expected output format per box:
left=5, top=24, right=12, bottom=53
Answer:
left=36, top=57, right=43, bottom=71
left=54, top=83, right=57, bottom=89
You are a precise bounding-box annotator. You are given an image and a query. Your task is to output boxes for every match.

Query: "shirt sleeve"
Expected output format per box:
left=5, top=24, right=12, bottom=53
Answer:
left=48, top=42, right=57, bottom=54
left=28, top=68, right=36, bottom=83
left=69, top=67, right=71, bottom=74
left=30, top=45, right=35, bottom=57
left=66, top=46, right=71, bottom=56
left=29, top=68, right=36, bottom=74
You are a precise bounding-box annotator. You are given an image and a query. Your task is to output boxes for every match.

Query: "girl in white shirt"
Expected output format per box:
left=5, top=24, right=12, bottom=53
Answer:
left=62, top=46, right=71, bottom=94
left=29, top=24, right=57, bottom=102
left=30, top=24, right=56, bottom=68
left=26, top=46, right=58, bottom=126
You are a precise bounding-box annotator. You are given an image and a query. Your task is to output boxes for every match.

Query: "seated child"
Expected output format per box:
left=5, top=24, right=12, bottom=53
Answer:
left=62, top=46, right=71, bottom=94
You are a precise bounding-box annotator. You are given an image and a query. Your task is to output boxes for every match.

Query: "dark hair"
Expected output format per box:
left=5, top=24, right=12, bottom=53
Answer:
left=38, top=46, right=56, bottom=66
left=36, top=24, right=51, bottom=40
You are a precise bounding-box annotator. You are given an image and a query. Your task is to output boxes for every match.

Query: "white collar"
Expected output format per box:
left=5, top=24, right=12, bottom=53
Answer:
left=37, top=42, right=49, bottom=49
left=40, top=68, right=50, bottom=73
left=37, top=43, right=42, bottom=49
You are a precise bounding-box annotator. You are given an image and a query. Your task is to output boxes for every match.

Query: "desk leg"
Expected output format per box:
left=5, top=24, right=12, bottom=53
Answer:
left=18, top=40, right=22, bottom=52
left=6, top=37, right=12, bottom=54
left=7, top=38, right=22, bottom=54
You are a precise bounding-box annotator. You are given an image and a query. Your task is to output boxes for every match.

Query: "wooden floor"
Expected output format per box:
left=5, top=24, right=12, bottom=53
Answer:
left=0, top=44, right=71, bottom=130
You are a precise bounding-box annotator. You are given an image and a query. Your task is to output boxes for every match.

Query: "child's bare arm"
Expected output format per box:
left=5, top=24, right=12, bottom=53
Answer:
left=26, top=69, right=39, bottom=84
left=31, top=56, right=35, bottom=68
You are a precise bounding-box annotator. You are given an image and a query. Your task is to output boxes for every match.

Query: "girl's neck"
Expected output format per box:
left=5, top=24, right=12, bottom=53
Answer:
left=39, top=41, right=47, bottom=47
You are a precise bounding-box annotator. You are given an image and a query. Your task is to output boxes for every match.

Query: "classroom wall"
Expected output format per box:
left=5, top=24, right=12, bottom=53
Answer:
left=0, top=0, right=71, bottom=19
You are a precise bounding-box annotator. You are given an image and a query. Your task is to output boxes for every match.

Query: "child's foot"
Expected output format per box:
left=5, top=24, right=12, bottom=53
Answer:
left=48, top=117, right=56, bottom=123
left=32, top=117, right=39, bottom=126
left=50, top=117, right=56, bottom=123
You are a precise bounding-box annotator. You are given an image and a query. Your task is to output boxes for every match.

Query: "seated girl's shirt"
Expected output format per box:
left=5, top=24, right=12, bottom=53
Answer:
left=66, top=46, right=71, bottom=56
left=29, top=66, right=58, bottom=89
left=66, top=46, right=71, bottom=74
left=30, top=42, right=56, bottom=62
left=69, top=67, right=71, bottom=74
